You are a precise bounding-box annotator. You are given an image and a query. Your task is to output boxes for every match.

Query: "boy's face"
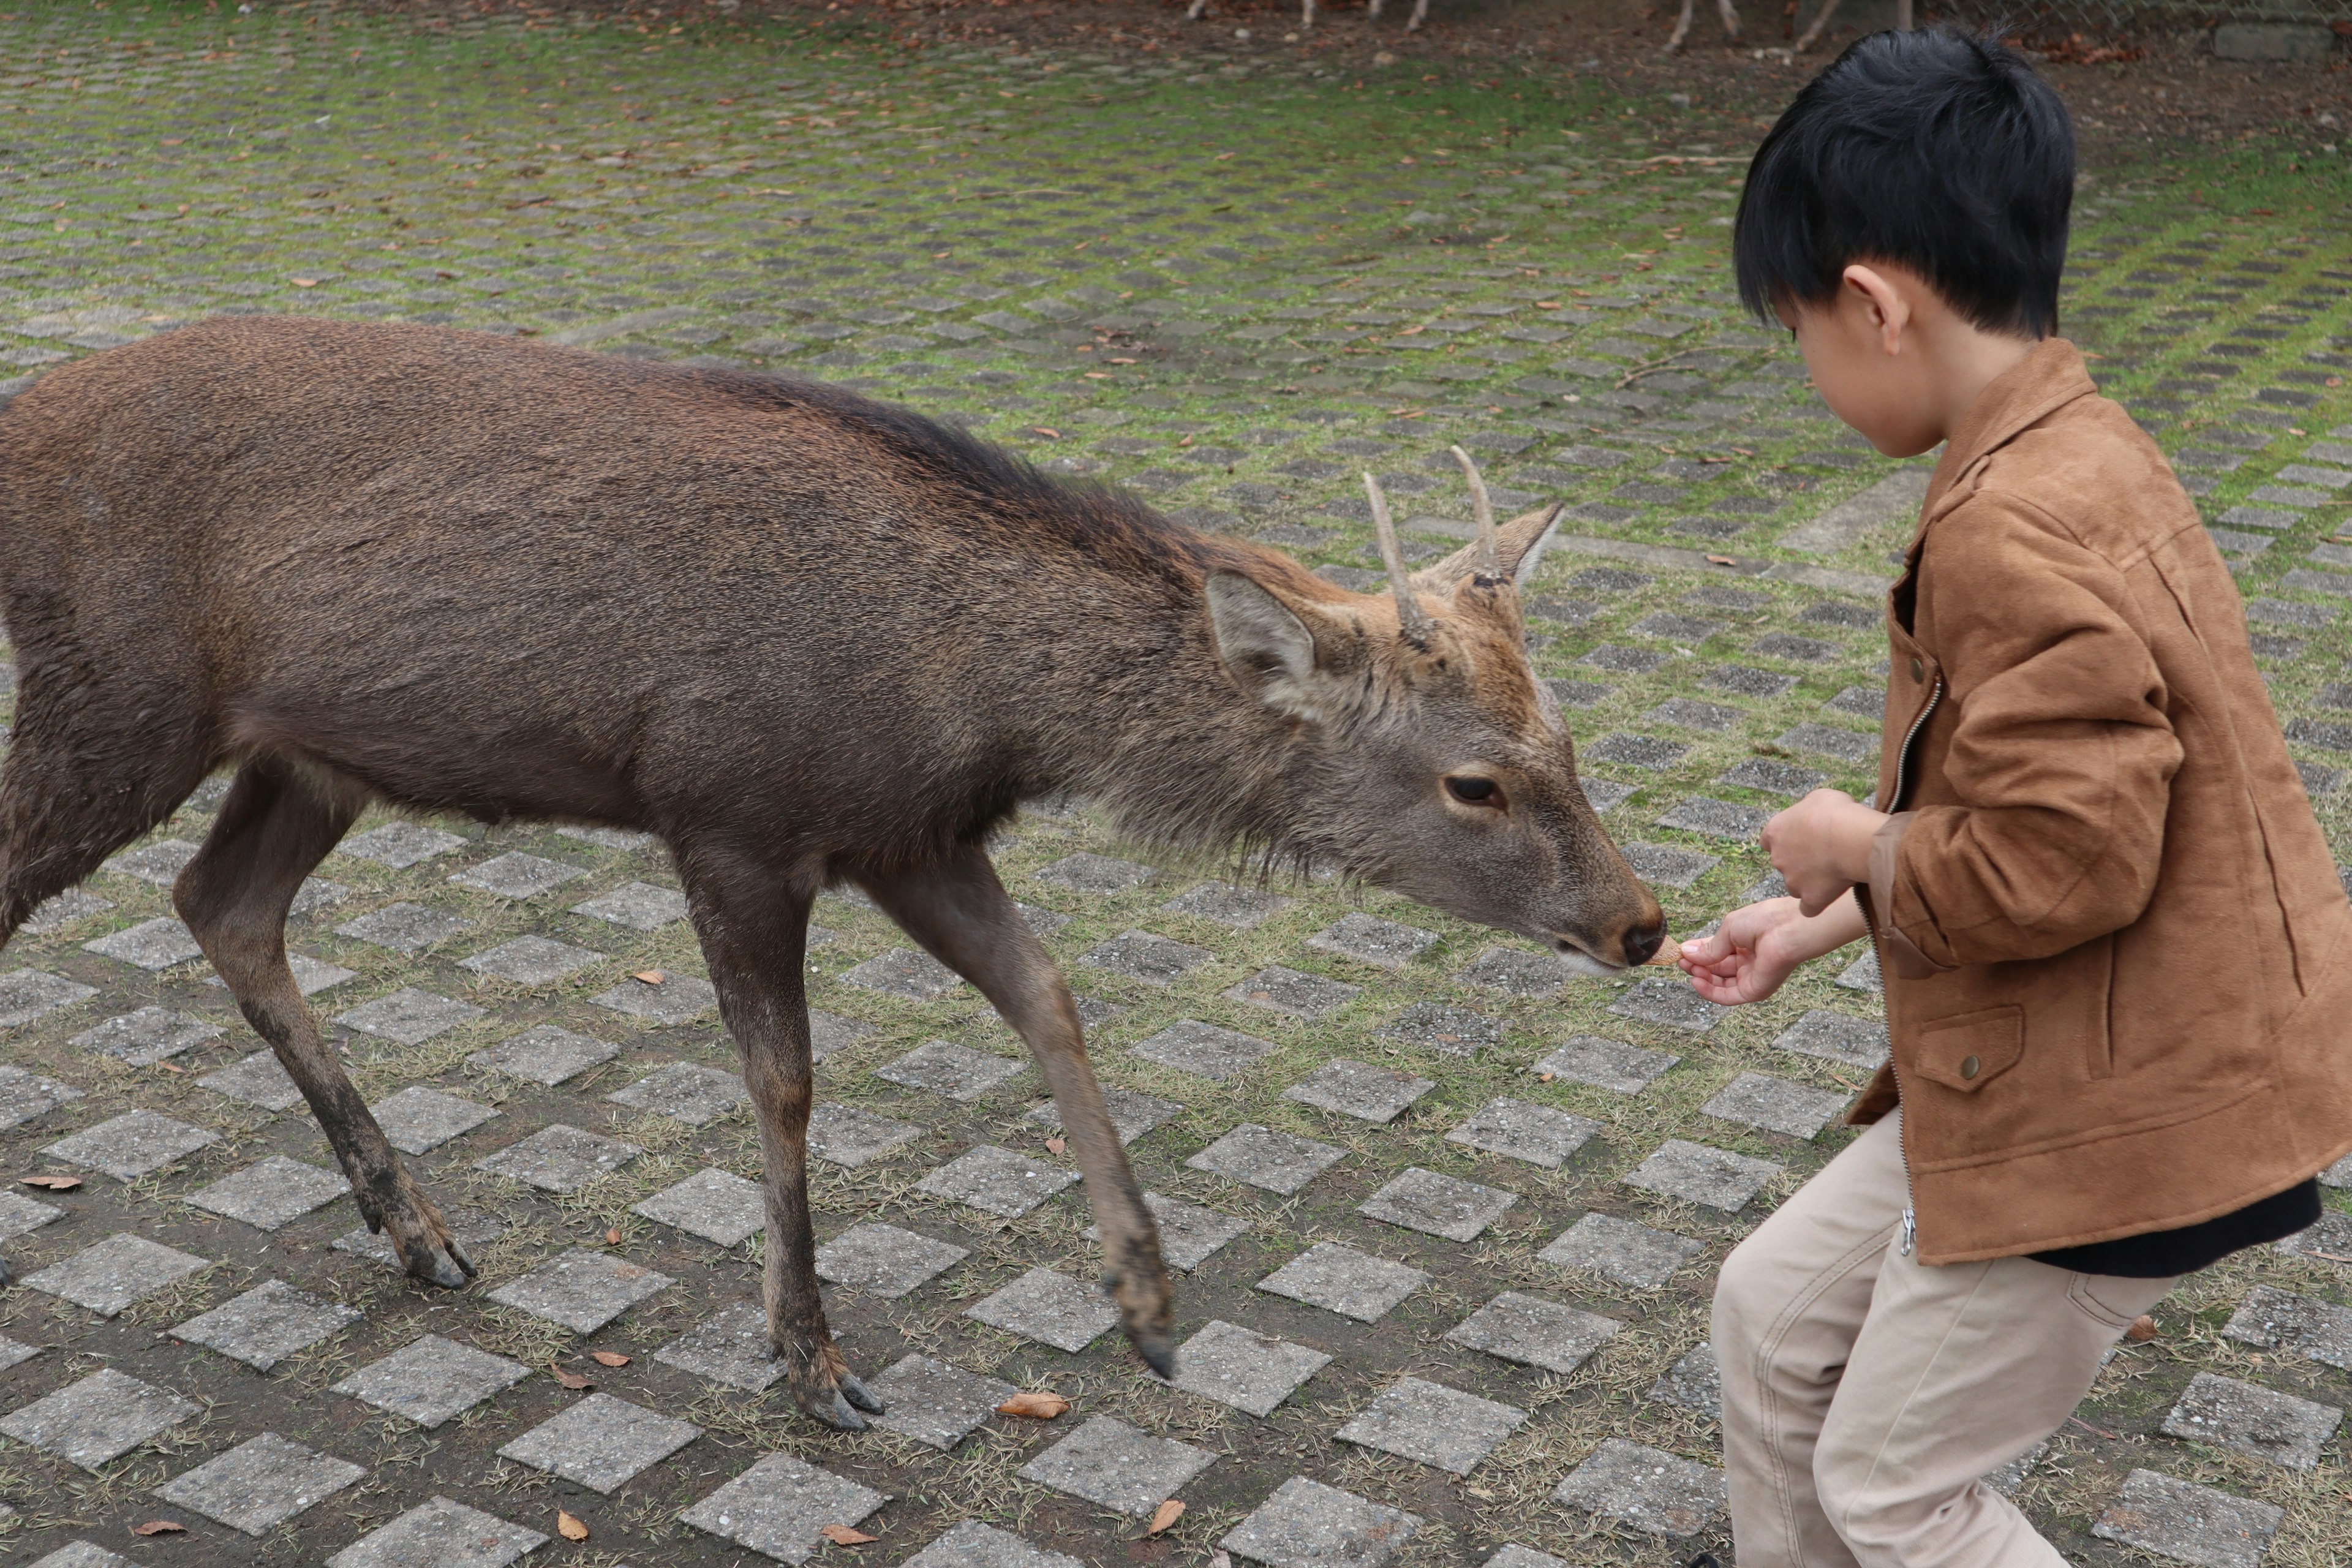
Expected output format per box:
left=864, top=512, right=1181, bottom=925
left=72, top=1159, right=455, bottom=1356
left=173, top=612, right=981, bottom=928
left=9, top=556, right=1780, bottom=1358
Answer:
left=1774, top=268, right=1947, bottom=460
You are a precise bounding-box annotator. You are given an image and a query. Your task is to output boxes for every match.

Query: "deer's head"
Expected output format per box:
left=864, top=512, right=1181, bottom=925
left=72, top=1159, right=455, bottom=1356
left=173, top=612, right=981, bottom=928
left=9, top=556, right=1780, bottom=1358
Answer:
left=1205, top=450, right=1666, bottom=973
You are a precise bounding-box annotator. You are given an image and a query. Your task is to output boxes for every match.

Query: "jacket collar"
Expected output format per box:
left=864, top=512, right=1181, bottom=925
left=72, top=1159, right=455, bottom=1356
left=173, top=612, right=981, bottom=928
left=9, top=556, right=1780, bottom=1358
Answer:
left=1919, top=336, right=2098, bottom=524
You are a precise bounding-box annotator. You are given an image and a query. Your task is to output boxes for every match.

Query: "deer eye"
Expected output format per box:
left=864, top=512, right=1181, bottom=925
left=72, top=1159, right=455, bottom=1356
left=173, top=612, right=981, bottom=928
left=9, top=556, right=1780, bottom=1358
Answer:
left=1445, top=775, right=1502, bottom=807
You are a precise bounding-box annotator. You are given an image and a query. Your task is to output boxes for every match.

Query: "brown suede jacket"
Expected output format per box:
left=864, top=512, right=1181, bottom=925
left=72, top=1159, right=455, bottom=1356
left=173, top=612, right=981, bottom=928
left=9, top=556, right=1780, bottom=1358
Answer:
left=1849, top=338, right=2352, bottom=1265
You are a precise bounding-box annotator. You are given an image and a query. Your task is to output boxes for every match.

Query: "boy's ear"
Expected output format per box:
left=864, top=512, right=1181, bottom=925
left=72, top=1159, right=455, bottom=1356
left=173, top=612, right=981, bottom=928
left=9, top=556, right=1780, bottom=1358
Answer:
left=1841, top=263, right=1912, bottom=352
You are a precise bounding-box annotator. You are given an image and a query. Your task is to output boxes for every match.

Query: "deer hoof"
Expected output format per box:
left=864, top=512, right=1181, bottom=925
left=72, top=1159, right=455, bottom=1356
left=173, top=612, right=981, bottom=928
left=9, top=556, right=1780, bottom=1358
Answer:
left=840, top=1371, right=885, bottom=1415
left=794, top=1372, right=883, bottom=1431
left=1133, top=1327, right=1178, bottom=1381
left=403, top=1236, right=477, bottom=1289
left=0, top=1252, right=13, bottom=1289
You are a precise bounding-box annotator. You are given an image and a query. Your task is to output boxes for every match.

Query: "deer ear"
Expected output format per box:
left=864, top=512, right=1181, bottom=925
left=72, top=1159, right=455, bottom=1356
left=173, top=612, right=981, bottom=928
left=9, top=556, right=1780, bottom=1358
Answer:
left=1408, top=502, right=1567, bottom=594
left=1205, top=571, right=1329, bottom=720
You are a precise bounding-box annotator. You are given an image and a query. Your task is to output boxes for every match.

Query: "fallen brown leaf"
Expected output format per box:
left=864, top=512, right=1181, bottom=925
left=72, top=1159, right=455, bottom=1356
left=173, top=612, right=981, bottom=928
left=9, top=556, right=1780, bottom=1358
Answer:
left=290, top=277, right=318, bottom=288
left=1706, top=554, right=1738, bottom=566
left=1148, top=1499, right=1185, bottom=1536
left=556, top=1510, right=589, bottom=1543
left=1044, top=1136, right=1066, bottom=1155
left=21, top=1174, right=80, bottom=1190
left=632, top=969, right=666, bottom=985
left=551, top=1364, right=595, bottom=1390
left=2125, top=1314, right=2159, bottom=1342
left=592, top=1350, right=631, bottom=1367
left=132, top=1521, right=186, bottom=1537
left=605, top=1227, right=622, bottom=1246
left=997, top=1390, right=1071, bottom=1419
left=819, top=1524, right=876, bottom=1545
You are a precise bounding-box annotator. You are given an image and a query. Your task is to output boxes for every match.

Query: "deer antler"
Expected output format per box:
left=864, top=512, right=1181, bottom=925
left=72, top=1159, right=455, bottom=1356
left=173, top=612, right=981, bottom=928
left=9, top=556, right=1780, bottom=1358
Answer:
left=1449, top=445, right=1502, bottom=579
left=1363, top=472, right=1435, bottom=646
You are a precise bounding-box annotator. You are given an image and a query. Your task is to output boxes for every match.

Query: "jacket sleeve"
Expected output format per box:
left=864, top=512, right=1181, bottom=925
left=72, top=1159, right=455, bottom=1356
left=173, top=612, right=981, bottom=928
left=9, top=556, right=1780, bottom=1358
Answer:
left=1872, top=491, right=2184, bottom=968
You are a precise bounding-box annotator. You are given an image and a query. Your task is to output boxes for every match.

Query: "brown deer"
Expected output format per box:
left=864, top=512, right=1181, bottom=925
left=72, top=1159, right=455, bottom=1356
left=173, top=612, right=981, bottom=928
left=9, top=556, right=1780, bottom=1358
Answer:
left=0, top=316, right=1664, bottom=1429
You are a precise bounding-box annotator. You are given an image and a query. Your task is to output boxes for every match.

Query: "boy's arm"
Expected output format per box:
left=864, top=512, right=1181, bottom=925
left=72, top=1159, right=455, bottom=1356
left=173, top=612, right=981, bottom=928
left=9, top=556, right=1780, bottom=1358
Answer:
left=1678, top=891, right=1869, bottom=1005
left=1875, top=492, right=2184, bottom=972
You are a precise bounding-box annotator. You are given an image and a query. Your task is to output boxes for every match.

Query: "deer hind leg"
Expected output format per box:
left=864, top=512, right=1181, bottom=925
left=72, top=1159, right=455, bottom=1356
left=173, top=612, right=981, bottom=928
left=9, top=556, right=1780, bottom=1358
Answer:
left=858, top=843, right=1175, bottom=1379
left=1666, top=0, right=1697, bottom=50
left=674, top=843, right=880, bottom=1431
left=1404, top=0, right=1428, bottom=28
left=1302, top=0, right=1314, bottom=27
left=173, top=760, right=474, bottom=1289
left=1793, top=0, right=1844, bottom=50
left=1186, top=0, right=1208, bottom=19
left=1717, top=0, right=1741, bottom=39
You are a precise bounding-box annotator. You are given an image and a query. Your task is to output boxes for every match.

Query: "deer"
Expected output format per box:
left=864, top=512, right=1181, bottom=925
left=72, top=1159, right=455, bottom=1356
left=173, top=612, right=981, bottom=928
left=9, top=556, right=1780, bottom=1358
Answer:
left=1668, top=0, right=1910, bottom=53
left=1184, top=0, right=1435, bottom=35
left=0, top=315, right=1665, bottom=1430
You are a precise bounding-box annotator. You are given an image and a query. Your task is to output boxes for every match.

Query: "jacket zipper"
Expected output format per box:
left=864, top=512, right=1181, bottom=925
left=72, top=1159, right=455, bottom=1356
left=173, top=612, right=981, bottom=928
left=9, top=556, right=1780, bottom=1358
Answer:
left=1878, top=672, right=1943, bottom=1257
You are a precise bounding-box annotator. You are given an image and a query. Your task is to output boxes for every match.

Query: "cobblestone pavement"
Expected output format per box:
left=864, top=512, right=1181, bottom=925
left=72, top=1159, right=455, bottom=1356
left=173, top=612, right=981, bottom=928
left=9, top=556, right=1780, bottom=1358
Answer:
left=0, top=5, right=2348, bottom=1566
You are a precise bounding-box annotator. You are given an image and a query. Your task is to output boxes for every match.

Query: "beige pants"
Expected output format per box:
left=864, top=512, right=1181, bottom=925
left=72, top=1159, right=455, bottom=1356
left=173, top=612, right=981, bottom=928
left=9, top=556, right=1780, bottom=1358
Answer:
left=1713, top=1112, right=2176, bottom=1568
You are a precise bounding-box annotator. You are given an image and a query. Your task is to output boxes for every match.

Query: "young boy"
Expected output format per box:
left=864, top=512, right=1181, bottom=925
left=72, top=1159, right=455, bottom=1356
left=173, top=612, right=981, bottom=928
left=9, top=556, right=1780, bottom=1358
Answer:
left=1676, top=28, right=2352, bottom=1568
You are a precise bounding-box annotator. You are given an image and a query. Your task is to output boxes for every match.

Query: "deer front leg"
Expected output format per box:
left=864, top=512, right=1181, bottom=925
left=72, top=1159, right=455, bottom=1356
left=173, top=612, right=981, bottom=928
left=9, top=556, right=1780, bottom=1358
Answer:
left=859, top=845, right=1175, bottom=1379
left=678, top=852, right=881, bottom=1431
left=1717, top=0, right=1742, bottom=39
left=1405, top=0, right=1429, bottom=28
left=1666, top=0, right=1697, bottom=50
left=1793, top=0, right=1844, bottom=50
left=1187, top=0, right=1208, bottom=19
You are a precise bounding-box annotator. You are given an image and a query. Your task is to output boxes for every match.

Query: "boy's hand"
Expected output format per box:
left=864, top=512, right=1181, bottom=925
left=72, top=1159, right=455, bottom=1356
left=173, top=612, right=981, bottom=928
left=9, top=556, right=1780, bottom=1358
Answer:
left=1678, top=892, right=1870, bottom=1005
left=1761, top=789, right=1888, bottom=916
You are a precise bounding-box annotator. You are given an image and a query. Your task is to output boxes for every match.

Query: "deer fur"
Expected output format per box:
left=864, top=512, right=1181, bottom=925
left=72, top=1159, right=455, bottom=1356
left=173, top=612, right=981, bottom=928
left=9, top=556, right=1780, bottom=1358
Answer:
left=0, top=315, right=1663, bottom=1428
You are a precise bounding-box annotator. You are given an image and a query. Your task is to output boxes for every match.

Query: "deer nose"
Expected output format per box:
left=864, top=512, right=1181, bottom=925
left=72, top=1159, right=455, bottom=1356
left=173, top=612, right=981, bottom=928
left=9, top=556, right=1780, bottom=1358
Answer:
left=1620, top=916, right=1667, bottom=968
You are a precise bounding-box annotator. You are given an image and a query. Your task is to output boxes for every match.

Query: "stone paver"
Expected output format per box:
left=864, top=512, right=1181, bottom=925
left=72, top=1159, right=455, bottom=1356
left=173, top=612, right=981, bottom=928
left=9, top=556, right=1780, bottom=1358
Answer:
left=328, top=1496, right=545, bottom=1568
left=23, top=1233, right=208, bottom=1317
left=1337, top=1376, right=1528, bottom=1476
left=1535, top=1033, right=1679, bottom=1093
left=155, top=1432, right=365, bottom=1536
left=331, top=1336, right=530, bottom=1428
left=915, top=1144, right=1078, bottom=1218
left=473, top=1123, right=641, bottom=1192
left=606, top=1060, right=748, bottom=1125
left=1188, top=1122, right=1344, bottom=1194
left=633, top=1166, right=766, bottom=1246
left=2093, top=1468, right=2283, bottom=1568
left=1171, top=1319, right=1331, bottom=1416
left=1540, top=1213, right=1708, bottom=1289
left=1284, top=1058, right=1434, bottom=1122
left=44, top=1109, right=217, bottom=1180
left=1623, top=1139, right=1785, bottom=1211
left=1552, top=1437, right=1730, bottom=1536
left=1221, top=1477, right=1421, bottom=1568
left=965, top=1267, right=1119, bottom=1352
left=867, top=1354, right=1019, bottom=1450
left=1447, top=1097, right=1600, bottom=1167
left=497, top=1392, right=700, bottom=1491
left=173, top=1280, right=362, bottom=1371
left=589, top=971, right=720, bottom=1025
left=815, top=1222, right=968, bottom=1297
left=1017, top=1414, right=1216, bottom=1516
left=0, top=1368, right=198, bottom=1471
left=1359, top=1166, right=1518, bottom=1241
left=1133, top=1019, right=1275, bottom=1080
left=486, top=1246, right=671, bottom=1333
left=902, top=1522, right=1082, bottom=1568
left=467, top=1023, right=617, bottom=1085
left=2160, top=1371, right=2341, bottom=1470
left=185, top=1156, right=348, bottom=1231
left=1257, top=1241, right=1428, bottom=1322
left=1447, top=1291, right=1623, bottom=1376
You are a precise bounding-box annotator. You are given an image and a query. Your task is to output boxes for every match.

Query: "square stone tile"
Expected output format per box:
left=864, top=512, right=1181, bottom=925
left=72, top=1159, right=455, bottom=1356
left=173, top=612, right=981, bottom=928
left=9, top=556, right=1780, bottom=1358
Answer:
left=903, top=1521, right=1083, bottom=1568
left=20, top=890, right=115, bottom=936
left=2223, top=1286, right=2352, bottom=1370
left=1648, top=1341, right=1722, bottom=1417
left=29, top=1543, right=131, bottom=1568
left=1170, top=1320, right=1330, bottom=1416
left=1337, top=1376, right=1526, bottom=1476
left=1219, top=1477, right=1421, bottom=1568
left=916, top=1144, right=1077, bottom=1218
left=1163, top=881, right=1292, bottom=928
left=1033, top=852, right=1159, bottom=892
left=83, top=916, right=205, bottom=970
left=0, top=1368, right=198, bottom=1471
left=2277, top=1210, right=2352, bottom=1265
left=1132, top=1019, right=1275, bottom=1081
left=867, top=1354, right=1017, bottom=1450
left=173, top=1279, right=362, bottom=1371
left=337, top=823, right=467, bottom=869
left=336, top=988, right=484, bottom=1046
left=1381, top=1001, right=1502, bottom=1055
left=102, top=838, right=203, bottom=886
left=1553, top=1438, right=1729, bottom=1536
left=607, top=1060, right=748, bottom=1126
left=635, top=1167, right=765, bottom=1246
left=488, top=1246, right=671, bottom=1333
left=1624, top=1139, right=1784, bottom=1212
left=498, top=1392, right=700, bottom=1492
left=333, top=1336, right=530, bottom=1428
left=809, top=1101, right=921, bottom=1168
left=69, top=1007, right=222, bottom=1066
left=1086, top=1191, right=1251, bottom=1271
left=1017, top=1414, right=1216, bottom=1516
left=1447, top=1291, right=1623, bottom=1376
left=475, top=1124, right=643, bottom=1193
left=1309, top=912, right=1439, bottom=970
left=1285, top=1059, right=1433, bottom=1123
left=815, top=1222, right=968, bottom=1297
left=1257, top=1241, right=1428, bottom=1322
left=1718, top=757, right=1828, bottom=797
left=1448, top=1097, right=1600, bottom=1167
left=201, top=1052, right=305, bottom=1113
left=1836, top=948, right=1883, bottom=993
left=0, top=968, right=98, bottom=1031
left=0, top=1335, right=37, bottom=1373
left=0, top=1063, right=85, bottom=1128
left=467, top=1023, right=618, bottom=1085
left=571, top=880, right=690, bottom=930
left=1080, top=929, right=1212, bottom=986
left=1457, top=946, right=1580, bottom=998
left=1621, top=842, right=1722, bottom=889
left=0, top=1188, right=62, bottom=1240
left=1188, top=1123, right=1344, bottom=1195
left=656, top=1301, right=784, bottom=1392
left=459, top=935, right=601, bottom=984
left=277, top=951, right=359, bottom=995
left=681, top=1455, right=886, bottom=1565
left=556, top=825, right=655, bottom=851
left=1702, top=1072, right=1849, bottom=1140
left=186, top=1156, right=349, bottom=1231
left=1608, top=977, right=1729, bottom=1034
left=1483, top=1549, right=1566, bottom=1568
left=589, top=971, right=720, bottom=1024
left=2160, top=1371, right=2341, bottom=1470
left=332, top=1212, right=504, bottom=1271
left=1772, top=1009, right=1890, bottom=1069
left=1360, top=1167, right=1518, bottom=1242
left=155, top=1431, right=364, bottom=1536
left=1655, top=796, right=1773, bottom=842
left=336, top=902, right=475, bottom=954
left=876, top=1039, right=1026, bottom=1101
left=289, top=878, right=353, bottom=920
left=448, top=851, right=587, bottom=898
left=839, top=946, right=963, bottom=1001
left=2093, top=1468, right=2282, bottom=1568
left=1227, top=965, right=1363, bottom=1019
left=1539, top=1213, right=1706, bottom=1289
left=45, top=1110, right=219, bottom=1180
left=809, top=1009, right=874, bottom=1062
left=1027, top=1084, right=1183, bottom=1145
left=965, top=1267, right=1118, bottom=1352
left=370, top=1086, right=499, bottom=1154
left=327, top=1495, right=546, bottom=1568
left=24, top=1232, right=209, bottom=1316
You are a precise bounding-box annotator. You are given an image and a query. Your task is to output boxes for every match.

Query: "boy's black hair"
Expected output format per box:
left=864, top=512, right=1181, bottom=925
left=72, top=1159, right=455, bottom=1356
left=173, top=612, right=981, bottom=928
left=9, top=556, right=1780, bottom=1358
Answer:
left=1734, top=28, right=2074, bottom=338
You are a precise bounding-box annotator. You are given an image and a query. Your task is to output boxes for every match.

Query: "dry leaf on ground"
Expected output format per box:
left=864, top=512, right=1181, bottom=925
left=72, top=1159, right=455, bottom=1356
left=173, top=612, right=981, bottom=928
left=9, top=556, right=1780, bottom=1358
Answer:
left=997, top=1390, right=1070, bottom=1419
left=557, top=1510, right=589, bottom=1542
left=820, top=1524, right=876, bottom=1545
left=591, top=1350, right=631, bottom=1366
left=1148, top=1499, right=1185, bottom=1535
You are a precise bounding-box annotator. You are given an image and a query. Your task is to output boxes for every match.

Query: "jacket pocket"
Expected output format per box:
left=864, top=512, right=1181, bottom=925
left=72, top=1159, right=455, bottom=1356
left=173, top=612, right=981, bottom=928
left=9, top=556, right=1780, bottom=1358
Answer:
left=1911, top=1006, right=2025, bottom=1093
